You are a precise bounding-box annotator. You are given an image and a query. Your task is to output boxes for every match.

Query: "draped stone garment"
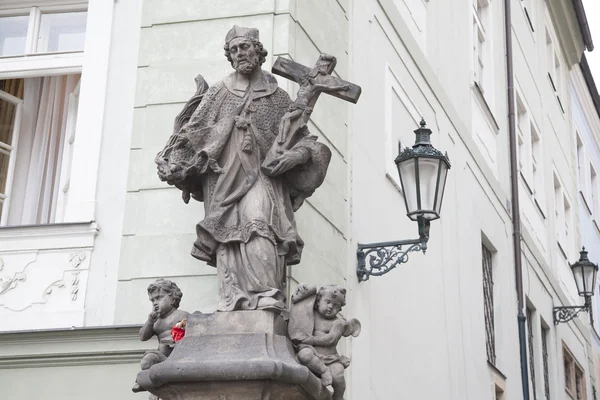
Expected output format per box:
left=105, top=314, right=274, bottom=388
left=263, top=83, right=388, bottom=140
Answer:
left=157, top=70, right=331, bottom=311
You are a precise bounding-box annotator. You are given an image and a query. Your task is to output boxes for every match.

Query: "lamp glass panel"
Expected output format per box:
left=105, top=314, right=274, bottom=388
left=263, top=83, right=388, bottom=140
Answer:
left=583, top=264, right=597, bottom=295
left=572, top=265, right=584, bottom=295
left=398, top=158, right=418, bottom=216
left=435, top=162, right=449, bottom=215
left=417, top=157, right=439, bottom=216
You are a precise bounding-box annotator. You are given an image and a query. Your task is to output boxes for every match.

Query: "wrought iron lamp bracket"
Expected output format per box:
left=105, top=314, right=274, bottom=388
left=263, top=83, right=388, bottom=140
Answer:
left=553, top=297, right=591, bottom=325
left=357, top=218, right=430, bottom=282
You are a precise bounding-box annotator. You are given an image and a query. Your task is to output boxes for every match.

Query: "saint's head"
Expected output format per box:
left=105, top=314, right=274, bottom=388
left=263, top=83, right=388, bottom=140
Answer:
left=147, top=279, right=183, bottom=317
left=224, top=25, right=268, bottom=76
left=315, top=284, right=346, bottom=319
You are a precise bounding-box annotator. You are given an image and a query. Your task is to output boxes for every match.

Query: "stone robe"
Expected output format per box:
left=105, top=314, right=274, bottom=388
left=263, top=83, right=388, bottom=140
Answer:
left=157, top=70, right=331, bottom=311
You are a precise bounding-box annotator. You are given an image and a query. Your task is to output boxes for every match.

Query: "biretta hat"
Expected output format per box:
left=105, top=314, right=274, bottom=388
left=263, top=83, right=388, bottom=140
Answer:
left=225, top=25, right=259, bottom=44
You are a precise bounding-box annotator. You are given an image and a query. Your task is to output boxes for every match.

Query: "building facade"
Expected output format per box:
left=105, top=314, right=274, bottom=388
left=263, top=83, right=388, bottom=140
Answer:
left=0, top=0, right=597, bottom=399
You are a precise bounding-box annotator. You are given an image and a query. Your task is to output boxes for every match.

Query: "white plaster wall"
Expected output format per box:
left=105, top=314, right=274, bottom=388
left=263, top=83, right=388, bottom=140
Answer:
left=348, top=0, right=595, bottom=399
left=349, top=2, right=519, bottom=398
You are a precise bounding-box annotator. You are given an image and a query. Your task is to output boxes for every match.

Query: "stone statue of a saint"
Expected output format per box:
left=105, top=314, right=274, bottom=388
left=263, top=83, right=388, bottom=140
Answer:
left=155, top=26, right=333, bottom=312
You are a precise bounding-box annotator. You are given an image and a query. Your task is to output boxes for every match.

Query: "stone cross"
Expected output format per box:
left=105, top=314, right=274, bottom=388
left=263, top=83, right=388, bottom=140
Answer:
left=271, top=56, right=362, bottom=107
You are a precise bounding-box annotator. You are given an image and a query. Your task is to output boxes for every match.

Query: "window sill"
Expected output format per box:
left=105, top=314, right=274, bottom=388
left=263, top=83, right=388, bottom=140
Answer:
left=0, top=221, right=98, bottom=252
left=557, top=240, right=568, bottom=260
left=580, top=191, right=593, bottom=215
left=472, top=81, right=500, bottom=131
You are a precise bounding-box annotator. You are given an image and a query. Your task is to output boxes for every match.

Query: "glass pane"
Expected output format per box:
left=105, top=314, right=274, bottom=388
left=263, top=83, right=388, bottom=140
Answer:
left=418, top=157, right=440, bottom=215
left=435, top=164, right=449, bottom=215
left=0, top=151, right=10, bottom=195
left=398, top=159, right=418, bottom=218
left=572, top=265, right=584, bottom=295
left=37, top=12, right=87, bottom=53
left=0, top=98, right=17, bottom=146
left=0, top=15, right=29, bottom=56
left=583, top=265, right=596, bottom=295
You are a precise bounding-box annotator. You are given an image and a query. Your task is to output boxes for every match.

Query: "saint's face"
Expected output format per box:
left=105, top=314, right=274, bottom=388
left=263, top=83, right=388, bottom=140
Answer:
left=317, top=292, right=342, bottom=320
left=229, top=37, right=260, bottom=75
left=149, top=289, right=174, bottom=317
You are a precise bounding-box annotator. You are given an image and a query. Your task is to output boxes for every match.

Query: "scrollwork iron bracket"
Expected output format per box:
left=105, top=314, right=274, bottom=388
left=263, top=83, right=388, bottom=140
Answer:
left=553, top=297, right=591, bottom=325
left=357, top=218, right=430, bottom=282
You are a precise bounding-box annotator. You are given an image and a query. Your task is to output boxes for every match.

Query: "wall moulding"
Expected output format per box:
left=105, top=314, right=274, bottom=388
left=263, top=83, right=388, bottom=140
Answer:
left=0, top=221, right=98, bottom=252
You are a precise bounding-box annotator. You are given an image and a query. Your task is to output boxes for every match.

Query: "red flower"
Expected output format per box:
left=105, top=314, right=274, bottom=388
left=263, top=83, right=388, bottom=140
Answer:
left=171, top=326, right=185, bottom=342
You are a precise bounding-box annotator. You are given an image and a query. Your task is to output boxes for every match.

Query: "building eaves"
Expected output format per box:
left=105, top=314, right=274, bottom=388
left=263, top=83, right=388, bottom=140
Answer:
left=580, top=54, right=600, bottom=121
left=572, top=0, right=594, bottom=51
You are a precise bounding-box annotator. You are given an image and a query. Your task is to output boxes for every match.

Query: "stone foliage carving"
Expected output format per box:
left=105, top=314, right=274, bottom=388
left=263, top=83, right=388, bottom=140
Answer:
left=0, top=248, right=92, bottom=330
left=289, top=284, right=361, bottom=400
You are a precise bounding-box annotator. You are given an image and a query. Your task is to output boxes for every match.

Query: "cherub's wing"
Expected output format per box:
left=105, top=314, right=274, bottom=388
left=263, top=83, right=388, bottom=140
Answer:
left=288, top=284, right=317, bottom=344
left=343, top=318, right=361, bottom=338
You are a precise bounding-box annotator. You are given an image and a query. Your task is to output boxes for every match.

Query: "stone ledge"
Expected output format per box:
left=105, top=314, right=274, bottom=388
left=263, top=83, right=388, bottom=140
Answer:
left=0, top=221, right=99, bottom=252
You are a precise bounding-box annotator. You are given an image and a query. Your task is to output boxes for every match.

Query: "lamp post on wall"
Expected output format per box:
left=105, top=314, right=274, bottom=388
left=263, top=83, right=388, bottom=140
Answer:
left=357, top=118, right=451, bottom=281
left=553, top=247, right=599, bottom=324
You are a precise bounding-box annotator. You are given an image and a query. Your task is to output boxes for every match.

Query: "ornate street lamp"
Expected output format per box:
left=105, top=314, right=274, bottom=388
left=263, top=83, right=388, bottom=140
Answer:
left=357, top=118, right=451, bottom=281
left=553, top=247, right=598, bottom=324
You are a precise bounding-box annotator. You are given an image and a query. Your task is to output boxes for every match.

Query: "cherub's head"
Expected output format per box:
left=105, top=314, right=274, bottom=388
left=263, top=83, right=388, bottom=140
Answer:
left=315, top=284, right=346, bottom=319
left=147, top=279, right=183, bottom=317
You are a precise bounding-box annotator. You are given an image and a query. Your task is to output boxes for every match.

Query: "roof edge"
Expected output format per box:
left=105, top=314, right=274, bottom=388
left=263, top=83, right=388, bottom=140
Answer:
left=580, top=54, right=600, bottom=121
left=572, top=0, right=594, bottom=51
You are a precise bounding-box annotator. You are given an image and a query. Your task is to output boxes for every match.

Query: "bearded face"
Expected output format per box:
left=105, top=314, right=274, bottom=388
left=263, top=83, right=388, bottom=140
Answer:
left=229, top=37, right=260, bottom=76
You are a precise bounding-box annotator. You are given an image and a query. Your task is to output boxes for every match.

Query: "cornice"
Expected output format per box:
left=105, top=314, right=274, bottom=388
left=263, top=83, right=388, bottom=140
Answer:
left=0, top=325, right=146, bottom=369
left=0, top=221, right=99, bottom=251
left=546, top=0, right=586, bottom=67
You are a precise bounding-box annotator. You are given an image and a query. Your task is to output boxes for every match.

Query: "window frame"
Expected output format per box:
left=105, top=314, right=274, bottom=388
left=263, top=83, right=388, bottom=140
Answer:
left=516, top=90, right=545, bottom=215
left=0, top=0, right=111, bottom=225
left=482, top=242, right=496, bottom=365
left=563, top=345, right=586, bottom=400
left=472, top=0, right=491, bottom=94
left=0, top=88, right=23, bottom=225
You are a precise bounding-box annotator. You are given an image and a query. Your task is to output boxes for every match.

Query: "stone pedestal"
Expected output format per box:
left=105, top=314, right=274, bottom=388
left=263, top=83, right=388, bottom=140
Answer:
left=136, top=311, right=331, bottom=400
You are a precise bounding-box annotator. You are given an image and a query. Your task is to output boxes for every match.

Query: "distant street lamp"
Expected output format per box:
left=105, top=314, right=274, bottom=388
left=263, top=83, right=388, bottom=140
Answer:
left=357, top=118, right=451, bottom=281
left=553, top=248, right=599, bottom=324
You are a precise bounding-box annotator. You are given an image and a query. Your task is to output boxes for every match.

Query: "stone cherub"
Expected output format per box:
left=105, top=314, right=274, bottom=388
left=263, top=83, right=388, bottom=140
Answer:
left=288, top=284, right=361, bottom=400
left=132, top=279, right=189, bottom=393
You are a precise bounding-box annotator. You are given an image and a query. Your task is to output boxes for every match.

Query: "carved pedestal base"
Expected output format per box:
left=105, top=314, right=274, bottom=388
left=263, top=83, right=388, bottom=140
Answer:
left=136, top=311, right=331, bottom=400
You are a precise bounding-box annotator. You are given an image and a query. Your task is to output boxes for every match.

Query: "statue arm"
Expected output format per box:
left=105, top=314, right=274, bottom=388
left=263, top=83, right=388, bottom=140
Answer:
left=139, top=317, right=156, bottom=342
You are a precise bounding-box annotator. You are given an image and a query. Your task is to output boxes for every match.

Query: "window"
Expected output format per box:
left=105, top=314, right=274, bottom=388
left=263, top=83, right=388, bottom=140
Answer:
left=541, top=325, right=550, bottom=399
left=545, top=26, right=564, bottom=112
left=576, top=134, right=588, bottom=198
left=564, top=345, right=586, bottom=399
left=521, top=0, right=534, bottom=31
left=592, top=165, right=599, bottom=217
left=0, top=3, right=85, bottom=226
left=554, top=173, right=570, bottom=257
left=0, top=8, right=86, bottom=56
left=482, top=243, right=496, bottom=365
left=527, top=307, right=538, bottom=400
left=516, top=92, right=545, bottom=212
left=473, top=0, right=492, bottom=95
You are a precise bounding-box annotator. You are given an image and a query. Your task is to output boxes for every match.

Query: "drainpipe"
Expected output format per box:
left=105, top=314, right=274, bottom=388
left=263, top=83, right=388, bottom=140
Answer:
left=504, top=0, right=530, bottom=399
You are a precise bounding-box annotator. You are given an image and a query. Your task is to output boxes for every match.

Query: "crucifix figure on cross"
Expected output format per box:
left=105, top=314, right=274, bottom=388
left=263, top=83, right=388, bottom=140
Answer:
left=262, top=54, right=362, bottom=177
